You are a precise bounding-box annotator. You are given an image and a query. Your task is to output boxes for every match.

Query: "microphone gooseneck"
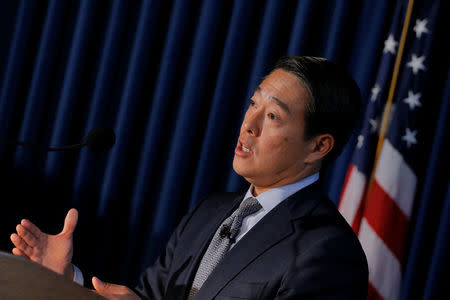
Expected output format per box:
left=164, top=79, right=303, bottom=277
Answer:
left=0, top=128, right=116, bottom=152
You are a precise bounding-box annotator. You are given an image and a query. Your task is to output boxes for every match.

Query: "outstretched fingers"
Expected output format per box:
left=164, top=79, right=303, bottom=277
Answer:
left=10, top=233, right=33, bottom=257
left=16, top=224, right=38, bottom=247
left=20, top=219, right=43, bottom=238
left=12, top=247, right=29, bottom=258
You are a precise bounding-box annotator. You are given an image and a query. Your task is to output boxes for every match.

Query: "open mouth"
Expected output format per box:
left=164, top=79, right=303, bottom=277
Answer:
left=242, top=144, right=251, bottom=152
left=236, top=139, right=253, bottom=156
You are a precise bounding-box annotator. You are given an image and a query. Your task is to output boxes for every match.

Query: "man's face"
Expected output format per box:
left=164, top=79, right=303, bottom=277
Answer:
left=233, top=69, right=315, bottom=192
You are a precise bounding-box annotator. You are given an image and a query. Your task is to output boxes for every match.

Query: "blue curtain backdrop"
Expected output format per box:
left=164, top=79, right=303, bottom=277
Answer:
left=0, top=0, right=448, bottom=298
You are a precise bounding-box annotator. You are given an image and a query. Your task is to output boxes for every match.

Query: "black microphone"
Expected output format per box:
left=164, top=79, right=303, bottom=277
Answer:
left=0, top=128, right=116, bottom=152
left=219, top=225, right=236, bottom=243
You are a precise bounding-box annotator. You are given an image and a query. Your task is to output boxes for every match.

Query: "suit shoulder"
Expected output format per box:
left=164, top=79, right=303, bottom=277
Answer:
left=299, top=193, right=368, bottom=267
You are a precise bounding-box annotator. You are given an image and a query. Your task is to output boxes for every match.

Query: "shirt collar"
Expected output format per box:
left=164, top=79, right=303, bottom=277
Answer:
left=243, top=173, right=320, bottom=213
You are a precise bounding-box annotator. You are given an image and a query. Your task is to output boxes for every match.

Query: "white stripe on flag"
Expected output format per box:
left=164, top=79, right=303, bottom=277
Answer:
left=359, top=218, right=401, bottom=300
left=339, top=165, right=367, bottom=225
left=374, top=140, right=416, bottom=217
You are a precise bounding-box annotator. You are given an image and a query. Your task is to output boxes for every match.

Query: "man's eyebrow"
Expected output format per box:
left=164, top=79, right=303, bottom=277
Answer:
left=255, top=86, right=291, bottom=114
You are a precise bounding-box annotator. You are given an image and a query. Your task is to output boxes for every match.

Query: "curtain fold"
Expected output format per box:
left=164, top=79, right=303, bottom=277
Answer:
left=0, top=1, right=39, bottom=143
left=422, top=181, right=450, bottom=300
left=94, top=0, right=166, bottom=273
left=400, top=68, right=450, bottom=300
left=189, top=0, right=261, bottom=209
left=287, top=0, right=316, bottom=55
left=72, top=0, right=131, bottom=207
left=14, top=0, right=69, bottom=171
left=140, top=0, right=231, bottom=272
left=122, top=0, right=197, bottom=280
left=44, top=0, right=99, bottom=180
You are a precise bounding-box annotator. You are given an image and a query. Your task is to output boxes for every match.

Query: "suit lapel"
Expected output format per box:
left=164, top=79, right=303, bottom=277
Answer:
left=170, top=193, right=243, bottom=296
left=194, top=181, right=323, bottom=300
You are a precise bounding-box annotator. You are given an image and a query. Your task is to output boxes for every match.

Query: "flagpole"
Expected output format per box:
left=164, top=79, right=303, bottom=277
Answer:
left=365, top=0, right=415, bottom=203
left=374, top=0, right=414, bottom=163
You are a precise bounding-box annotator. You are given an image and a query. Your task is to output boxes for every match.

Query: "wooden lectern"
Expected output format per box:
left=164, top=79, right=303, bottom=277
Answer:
left=0, top=251, right=105, bottom=299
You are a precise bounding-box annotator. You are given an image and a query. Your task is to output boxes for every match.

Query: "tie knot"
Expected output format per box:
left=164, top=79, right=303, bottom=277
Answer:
left=224, top=197, right=261, bottom=240
left=236, top=197, right=262, bottom=219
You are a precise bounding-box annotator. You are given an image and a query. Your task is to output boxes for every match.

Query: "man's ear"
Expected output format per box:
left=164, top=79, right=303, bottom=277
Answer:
left=304, top=134, right=334, bottom=164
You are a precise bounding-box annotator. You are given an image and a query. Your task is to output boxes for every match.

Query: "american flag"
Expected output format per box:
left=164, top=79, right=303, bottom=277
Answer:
left=338, top=1, right=440, bottom=299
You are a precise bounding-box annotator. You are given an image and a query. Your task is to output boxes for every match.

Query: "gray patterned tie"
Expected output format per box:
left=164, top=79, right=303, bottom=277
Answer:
left=188, top=197, right=262, bottom=299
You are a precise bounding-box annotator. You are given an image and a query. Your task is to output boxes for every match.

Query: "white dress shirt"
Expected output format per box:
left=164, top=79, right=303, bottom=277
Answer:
left=73, top=264, right=84, bottom=285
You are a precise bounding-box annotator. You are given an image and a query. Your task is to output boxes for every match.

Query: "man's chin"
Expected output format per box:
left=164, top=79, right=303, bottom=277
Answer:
left=232, top=165, right=254, bottom=183
left=232, top=162, right=242, bottom=176
left=232, top=157, right=249, bottom=176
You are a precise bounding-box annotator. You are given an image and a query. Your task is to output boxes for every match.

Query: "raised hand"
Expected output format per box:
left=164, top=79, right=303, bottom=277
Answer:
left=10, top=208, right=78, bottom=280
left=92, top=277, right=141, bottom=300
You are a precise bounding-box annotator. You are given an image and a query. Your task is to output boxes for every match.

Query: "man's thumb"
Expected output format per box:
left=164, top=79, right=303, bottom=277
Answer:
left=61, top=208, right=78, bottom=235
left=92, top=276, right=107, bottom=291
left=92, top=276, right=124, bottom=293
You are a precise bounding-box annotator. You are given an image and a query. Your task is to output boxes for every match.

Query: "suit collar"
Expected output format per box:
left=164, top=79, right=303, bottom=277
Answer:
left=195, top=180, right=323, bottom=299
left=285, top=180, right=323, bottom=220
left=244, top=172, right=320, bottom=213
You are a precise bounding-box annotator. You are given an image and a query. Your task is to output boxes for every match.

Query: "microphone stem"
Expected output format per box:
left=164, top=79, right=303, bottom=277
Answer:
left=47, top=143, right=86, bottom=151
left=0, top=140, right=86, bottom=152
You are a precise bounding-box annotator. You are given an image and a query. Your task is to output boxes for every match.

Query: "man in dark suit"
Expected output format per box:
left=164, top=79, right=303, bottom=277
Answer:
left=10, top=56, right=368, bottom=299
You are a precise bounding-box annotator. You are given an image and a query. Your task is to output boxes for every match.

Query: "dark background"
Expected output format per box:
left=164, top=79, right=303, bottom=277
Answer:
left=0, top=1, right=448, bottom=299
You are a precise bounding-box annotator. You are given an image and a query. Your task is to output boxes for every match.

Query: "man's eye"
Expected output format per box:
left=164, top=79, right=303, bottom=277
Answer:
left=268, top=113, right=276, bottom=120
left=249, top=100, right=255, bottom=106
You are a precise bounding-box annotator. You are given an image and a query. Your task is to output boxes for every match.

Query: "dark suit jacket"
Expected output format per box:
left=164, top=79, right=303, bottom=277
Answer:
left=134, top=181, right=368, bottom=299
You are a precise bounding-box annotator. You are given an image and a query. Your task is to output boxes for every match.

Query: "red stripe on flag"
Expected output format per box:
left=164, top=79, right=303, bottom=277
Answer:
left=367, top=282, right=384, bottom=300
left=351, top=189, right=367, bottom=234
left=338, top=164, right=367, bottom=233
left=364, top=179, right=409, bottom=261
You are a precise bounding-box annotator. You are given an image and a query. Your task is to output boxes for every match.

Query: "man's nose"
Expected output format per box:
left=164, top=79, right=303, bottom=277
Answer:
left=243, top=112, right=261, bottom=136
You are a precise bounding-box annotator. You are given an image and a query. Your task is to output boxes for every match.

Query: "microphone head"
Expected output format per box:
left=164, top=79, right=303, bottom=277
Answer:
left=220, top=225, right=230, bottom=238
left=84, top=128, right=116, bottom=152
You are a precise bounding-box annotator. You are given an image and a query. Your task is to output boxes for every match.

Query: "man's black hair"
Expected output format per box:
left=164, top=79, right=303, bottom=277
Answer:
left=274, top=56, right=362, bottom=165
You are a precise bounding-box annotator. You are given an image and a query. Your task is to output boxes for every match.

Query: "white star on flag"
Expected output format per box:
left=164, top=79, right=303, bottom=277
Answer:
left=413, top=19, right=430, bottom=38
left=371, top=84, right=381, bottom=101
left=357, top=135, right=364, bottom=149
left=402, top=128, right=418, bottom=148
left=383, top=34, right=398, bottom=54
left=369, top=118, right=379, bottom=133
left=403, top=90, right=422, bottom=110
left=406, top=54, right=426, bottom=74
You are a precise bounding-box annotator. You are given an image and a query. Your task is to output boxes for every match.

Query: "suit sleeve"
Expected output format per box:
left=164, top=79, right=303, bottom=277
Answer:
left=275, top=231, right=368, bottom=300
